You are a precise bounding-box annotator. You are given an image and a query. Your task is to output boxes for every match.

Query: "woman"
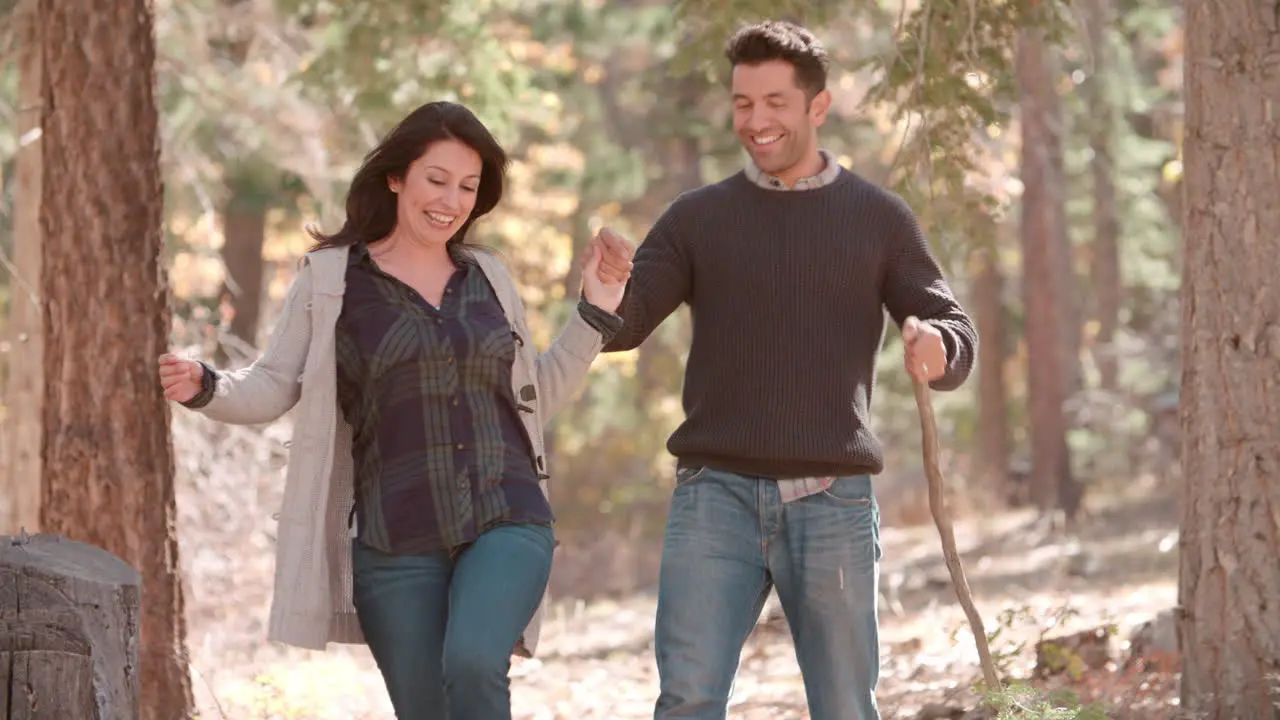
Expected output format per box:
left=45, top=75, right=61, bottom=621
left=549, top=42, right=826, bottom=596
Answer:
left=158, top=101, right=631, bottom=719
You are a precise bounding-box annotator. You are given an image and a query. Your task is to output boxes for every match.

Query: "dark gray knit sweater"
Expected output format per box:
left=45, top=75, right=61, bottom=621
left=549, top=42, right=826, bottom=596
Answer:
left=603, top=168, right=978, bottom=478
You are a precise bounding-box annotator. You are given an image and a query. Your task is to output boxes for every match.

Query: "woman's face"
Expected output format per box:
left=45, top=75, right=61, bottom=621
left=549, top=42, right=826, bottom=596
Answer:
left=389, top=138, right=483, bottom=247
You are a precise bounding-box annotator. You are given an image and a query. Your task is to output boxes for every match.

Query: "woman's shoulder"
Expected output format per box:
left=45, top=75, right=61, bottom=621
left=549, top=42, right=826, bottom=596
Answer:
left=463, top=245, right=513, bottom=282
left=461, top=245, right=525, bottom=320
left=300, top=244, right=352, bottom=294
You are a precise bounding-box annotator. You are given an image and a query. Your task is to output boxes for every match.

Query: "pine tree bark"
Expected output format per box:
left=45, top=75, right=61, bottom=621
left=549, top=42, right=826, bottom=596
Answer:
left=1177, top=2, right=1280, bottom=717
left=3, top=1, right=44, bottom=535
left=36, top=1, right=193, bottom=718
left=1016, top=27, right=1082, bottom=519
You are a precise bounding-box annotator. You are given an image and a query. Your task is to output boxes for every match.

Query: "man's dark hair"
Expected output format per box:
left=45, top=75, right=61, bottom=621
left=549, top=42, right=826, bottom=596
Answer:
left=724, top=21, right=830, bottom=98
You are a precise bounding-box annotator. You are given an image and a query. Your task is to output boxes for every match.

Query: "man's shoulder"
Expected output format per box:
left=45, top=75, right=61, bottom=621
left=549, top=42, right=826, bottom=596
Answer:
left=836, top=170, right=916, bottom=217
left=661, top=172, right=751, bottom=219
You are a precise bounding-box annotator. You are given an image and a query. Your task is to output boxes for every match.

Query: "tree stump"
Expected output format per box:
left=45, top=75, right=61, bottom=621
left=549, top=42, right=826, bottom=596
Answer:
left=0, top=534, right=140, bottom=719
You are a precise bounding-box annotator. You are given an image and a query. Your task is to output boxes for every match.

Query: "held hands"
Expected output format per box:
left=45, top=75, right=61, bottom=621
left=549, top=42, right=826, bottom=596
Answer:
left=581, top=226, right=636, bottom=314
left=902, top=317, right=947, bottom=383
left=157, top=353, right=203, bottom=404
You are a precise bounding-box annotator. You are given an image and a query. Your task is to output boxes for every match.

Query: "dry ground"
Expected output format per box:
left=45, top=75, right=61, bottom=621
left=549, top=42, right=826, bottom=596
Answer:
left=176, top=413, right=1183, bottom=719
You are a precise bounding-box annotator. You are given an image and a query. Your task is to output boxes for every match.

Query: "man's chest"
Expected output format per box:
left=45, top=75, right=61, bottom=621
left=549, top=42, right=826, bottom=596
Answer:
left=690, top=219, right=888, bottom=301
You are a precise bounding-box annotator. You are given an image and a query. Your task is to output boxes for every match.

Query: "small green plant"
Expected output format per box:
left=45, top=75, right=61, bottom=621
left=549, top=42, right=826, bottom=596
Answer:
left=982, top=682, right=1112, bottom=720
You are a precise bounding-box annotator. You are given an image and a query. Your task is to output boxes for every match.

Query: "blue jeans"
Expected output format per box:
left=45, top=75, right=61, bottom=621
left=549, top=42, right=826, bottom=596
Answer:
left=654, top=468, right=882, bottom=720
left=351, top=523, right=555, bottom=720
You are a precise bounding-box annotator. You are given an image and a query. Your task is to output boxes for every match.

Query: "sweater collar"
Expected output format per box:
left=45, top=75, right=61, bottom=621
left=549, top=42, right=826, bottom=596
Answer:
left=744, top=149, right=841, bottom=191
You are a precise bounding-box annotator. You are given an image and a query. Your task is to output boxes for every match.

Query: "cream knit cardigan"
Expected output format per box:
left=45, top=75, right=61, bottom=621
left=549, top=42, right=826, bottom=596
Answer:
left=192, top=244, right=604, bottom=657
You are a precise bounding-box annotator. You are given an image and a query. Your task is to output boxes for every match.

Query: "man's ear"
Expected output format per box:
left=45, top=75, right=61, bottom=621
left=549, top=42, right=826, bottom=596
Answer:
left=809, top=89, right=833, bottom=127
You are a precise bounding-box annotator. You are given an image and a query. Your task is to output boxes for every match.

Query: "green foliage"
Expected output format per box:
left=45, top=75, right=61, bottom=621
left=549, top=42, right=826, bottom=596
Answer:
left=670, top=0, right=852, bottom=77
left=857, top=0, right=1072, bottom=240
left=982, top=683, right=1111, bottom=720
left=277, top=0, right=535, bottom=139
left=972, top=605, right=1115, bottom=719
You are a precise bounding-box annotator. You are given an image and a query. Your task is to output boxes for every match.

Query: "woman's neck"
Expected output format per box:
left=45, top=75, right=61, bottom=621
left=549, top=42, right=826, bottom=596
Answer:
left=370, top=230, right=454, bottom=269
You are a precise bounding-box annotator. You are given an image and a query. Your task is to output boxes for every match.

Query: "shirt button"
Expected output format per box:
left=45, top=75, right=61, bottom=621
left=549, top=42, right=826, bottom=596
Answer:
left=446, top=356, right=453, bottom=364
left=456, top=443, right=464, bottom=450
left=452, top=398, right=460, bottom=407
left=436, top=318, right=443, bottom=325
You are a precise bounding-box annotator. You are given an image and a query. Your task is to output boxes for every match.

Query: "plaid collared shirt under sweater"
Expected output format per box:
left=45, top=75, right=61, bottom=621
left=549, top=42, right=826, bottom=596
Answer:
left=744, top=150, right=852, bottom=503
left=336, top=243, right=621, bottom=554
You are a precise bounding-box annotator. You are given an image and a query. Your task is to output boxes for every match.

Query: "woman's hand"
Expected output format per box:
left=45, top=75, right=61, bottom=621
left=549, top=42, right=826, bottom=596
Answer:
left=158, top=353, right=203, bottom=403
left=581, top=227, right=634, bottom=314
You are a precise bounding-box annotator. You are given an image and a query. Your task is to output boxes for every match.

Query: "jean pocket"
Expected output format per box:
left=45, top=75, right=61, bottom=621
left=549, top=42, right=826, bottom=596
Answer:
left=675, top=466, right=709, bottom=487
left=820, top=474, right=875, bottom=506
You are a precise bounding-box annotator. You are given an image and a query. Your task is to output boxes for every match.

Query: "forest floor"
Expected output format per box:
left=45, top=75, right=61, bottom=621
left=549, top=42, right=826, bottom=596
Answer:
left=176, top=414, right=1183, bottom=719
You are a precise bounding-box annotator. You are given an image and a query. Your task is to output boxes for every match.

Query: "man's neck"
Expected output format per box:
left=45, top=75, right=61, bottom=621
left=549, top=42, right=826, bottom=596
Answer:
left=774, top=149, right=827, bottom=188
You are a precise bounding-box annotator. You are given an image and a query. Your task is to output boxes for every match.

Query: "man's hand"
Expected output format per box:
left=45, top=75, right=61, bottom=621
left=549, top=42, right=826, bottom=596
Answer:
left=591, top=226, right=635, bottom=284
left=903, top=317, right=947, bottom=383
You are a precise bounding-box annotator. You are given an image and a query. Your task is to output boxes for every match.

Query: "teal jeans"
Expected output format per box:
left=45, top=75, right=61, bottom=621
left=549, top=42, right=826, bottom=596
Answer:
left=351, top=523, right=555, bottom=720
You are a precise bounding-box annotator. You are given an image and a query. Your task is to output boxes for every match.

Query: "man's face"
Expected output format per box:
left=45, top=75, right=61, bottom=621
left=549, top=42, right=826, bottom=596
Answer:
left=731, top=59, right=829, bottom=182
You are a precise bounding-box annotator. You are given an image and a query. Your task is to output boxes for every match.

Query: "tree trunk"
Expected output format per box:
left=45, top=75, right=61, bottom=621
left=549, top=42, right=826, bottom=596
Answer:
left=1, top=533, right=142, bottom=720
left=970, top=217, right=1009, bottom=496
left=1083, top=0, right=1122, bottom=393
left=1016, top=27, right=1082, bottom=520
left=3, top=4, right=44, bottom=535
left=36, top=2, right=193, bottom=718
left=1177, top=2, right=1280, bottom=717
left=215, top=175, right=270, bottom=366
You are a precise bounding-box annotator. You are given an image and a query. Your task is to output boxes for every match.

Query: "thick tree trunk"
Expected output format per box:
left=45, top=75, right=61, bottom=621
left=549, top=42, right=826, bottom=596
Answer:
left=1177, top=2, right=1280, bottom=717
left=1083, top=0, right=1122, bottom=393
left=36, top=1, right=193, bottom=718
left=3, top=4, right=44, bottom=535
left=1016, top=27, right=1082, bottom=519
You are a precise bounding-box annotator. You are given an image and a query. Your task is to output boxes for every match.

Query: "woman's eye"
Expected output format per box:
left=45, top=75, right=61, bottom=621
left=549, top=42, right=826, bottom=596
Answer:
left=462, top=186, right=478, bottom=194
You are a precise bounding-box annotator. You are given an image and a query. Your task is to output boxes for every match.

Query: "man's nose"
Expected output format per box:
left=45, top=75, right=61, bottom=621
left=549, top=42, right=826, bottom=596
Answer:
left=744, top=108, right=773, bottom=132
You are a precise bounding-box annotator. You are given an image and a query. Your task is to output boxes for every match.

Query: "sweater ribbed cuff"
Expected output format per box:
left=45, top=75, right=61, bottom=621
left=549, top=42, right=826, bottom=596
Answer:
left=180, top=361, right=218, bottom=410
left=576, top=297, right=624, bottom=345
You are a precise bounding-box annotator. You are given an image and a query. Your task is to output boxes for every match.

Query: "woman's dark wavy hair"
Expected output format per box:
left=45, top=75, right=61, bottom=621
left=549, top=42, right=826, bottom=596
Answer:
left=306, top=101, right=508, bottom=251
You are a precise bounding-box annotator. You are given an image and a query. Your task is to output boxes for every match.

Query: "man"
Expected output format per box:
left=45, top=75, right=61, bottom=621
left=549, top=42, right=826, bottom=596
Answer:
left=591, top=20, right=977, bottom=720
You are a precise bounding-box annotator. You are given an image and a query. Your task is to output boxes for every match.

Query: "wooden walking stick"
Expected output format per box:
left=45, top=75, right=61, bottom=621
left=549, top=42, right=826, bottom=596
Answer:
left=906, top=319, right=1003, bottom=693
